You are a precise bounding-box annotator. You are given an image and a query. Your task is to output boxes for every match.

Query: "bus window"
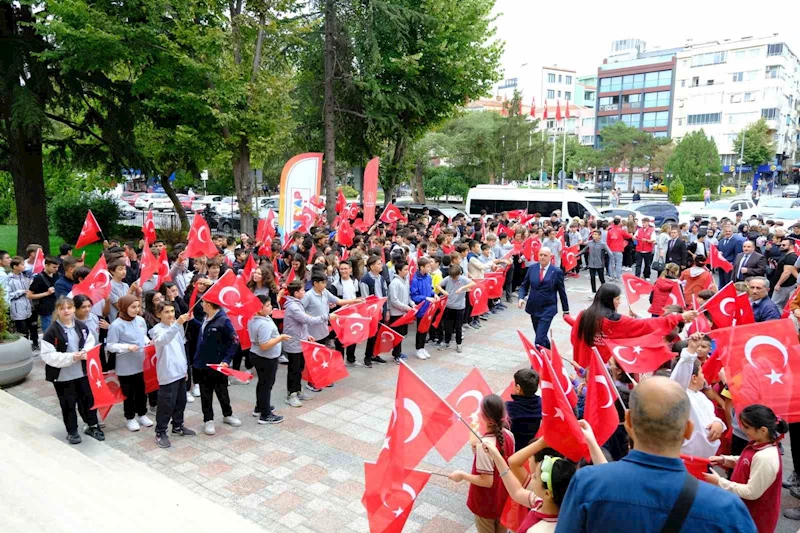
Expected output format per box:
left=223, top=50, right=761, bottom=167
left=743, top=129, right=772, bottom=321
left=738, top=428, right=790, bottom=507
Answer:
left=496, top=199, right=530, bottom=213
left=568, top=201, right=589, bottom=219
left=528, top=201, right=562, bottom=217
left=469, top=198, right=496, bottom=214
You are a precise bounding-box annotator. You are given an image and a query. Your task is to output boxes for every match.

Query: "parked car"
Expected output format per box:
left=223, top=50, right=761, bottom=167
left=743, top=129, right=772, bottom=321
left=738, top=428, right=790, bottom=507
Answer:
left=720, top=185, right=737, bottom=195
left=117, top=200, right=138, bottom=220
left=563, top=179, right=578, bottom=190
left=134, top=193, right=154, bottom=210
left=216, top=196, right=239, bottom=216
left=191, top=195, right=223, bottom=212
left=651, top=183, right=668, bottom=193
left=576, top=181, right=595, bottom=191
left=398, top=203, right=469, bottom=222
left=120, top=191, right=141, bottom=207
left=623, top=201, right=680, bottom=226
left=757, top=197, right=800, bottom=217
left=149, top=194, right=174, bottom=211
left=177, top=194, right=196, bottom=211
left=782, top=184, right=800, bottom=198
left=597, top=180, right=614, bottom=191
left=692, top=197, right=758, bottom=223
left=761, top=208, right=800, bottom=228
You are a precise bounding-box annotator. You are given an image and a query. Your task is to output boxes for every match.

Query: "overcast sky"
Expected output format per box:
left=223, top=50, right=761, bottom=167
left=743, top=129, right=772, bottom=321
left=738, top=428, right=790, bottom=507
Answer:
left=492, top=0, right=800, bottom=97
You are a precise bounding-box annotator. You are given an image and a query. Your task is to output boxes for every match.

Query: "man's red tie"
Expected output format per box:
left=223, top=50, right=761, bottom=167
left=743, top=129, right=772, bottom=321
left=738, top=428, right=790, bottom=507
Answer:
left=539, top=268, right=544, bottom=282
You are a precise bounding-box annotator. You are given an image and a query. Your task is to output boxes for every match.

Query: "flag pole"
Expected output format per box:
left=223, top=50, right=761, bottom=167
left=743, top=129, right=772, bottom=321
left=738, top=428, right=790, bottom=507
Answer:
left=551, top=119, right=557, bottom=189
left=591, top=347, right=627, bottom=411
left=561, top=107, right=568, bottom=187
left=398, top=360, right=484, bottom=442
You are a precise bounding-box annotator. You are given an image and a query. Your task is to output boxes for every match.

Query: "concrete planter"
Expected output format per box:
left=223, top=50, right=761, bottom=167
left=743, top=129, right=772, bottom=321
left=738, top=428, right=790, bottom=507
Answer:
left=0, top=337, right=34, bottom=387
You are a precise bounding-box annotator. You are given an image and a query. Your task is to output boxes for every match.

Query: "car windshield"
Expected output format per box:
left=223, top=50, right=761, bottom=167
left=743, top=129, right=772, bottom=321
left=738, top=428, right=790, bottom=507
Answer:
left=770, top=209, right=800, bottom=219
left=705, top=200, right=733, bottom=210
left=624, top=202, right=653, bottom=211
left=761, top=198, right=795, bottom=209
left=151, top=194, right=167, bottom=198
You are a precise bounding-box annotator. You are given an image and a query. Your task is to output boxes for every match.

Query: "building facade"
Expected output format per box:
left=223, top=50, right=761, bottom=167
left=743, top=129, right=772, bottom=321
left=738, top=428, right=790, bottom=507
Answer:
left=670, top=35, right=800, bottom=176
left=575, top=75, right=597, bottom=109
left=541, top=66, right=577, bottom=104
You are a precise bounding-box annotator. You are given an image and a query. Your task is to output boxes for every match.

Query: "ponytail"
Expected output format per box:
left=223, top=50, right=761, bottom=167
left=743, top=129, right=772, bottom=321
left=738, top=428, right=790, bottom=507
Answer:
left=480, top=394, right=510, bottom=458
left=739, top=404, right=789, bottom=442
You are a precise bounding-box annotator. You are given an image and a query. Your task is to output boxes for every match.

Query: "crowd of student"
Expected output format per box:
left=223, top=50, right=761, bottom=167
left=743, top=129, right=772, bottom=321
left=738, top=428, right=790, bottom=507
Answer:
left=0, top=201, right=796, bottom=532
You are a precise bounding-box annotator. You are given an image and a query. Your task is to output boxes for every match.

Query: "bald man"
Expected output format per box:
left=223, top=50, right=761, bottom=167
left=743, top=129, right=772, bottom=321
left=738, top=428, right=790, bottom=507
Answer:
left=518, top=246, right=569, bottom=349
left=556, top=377, right=755, bottom=533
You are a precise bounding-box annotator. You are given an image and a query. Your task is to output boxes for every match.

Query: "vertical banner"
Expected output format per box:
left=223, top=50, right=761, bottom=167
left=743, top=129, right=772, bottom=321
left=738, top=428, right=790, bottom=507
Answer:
left=278, top=153, right=323, bottom=236
left=362, top=157, right=380, bottom=226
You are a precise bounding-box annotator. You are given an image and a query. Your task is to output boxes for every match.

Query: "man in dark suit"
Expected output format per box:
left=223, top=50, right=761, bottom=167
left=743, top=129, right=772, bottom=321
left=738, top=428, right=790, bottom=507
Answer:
left=518, top=247, right=569, bottom=349
left=733, top=240, right=766, bottom=282
left=717, top=224, right=744, bottom=286
left=663, top=226, right=687, bottom=270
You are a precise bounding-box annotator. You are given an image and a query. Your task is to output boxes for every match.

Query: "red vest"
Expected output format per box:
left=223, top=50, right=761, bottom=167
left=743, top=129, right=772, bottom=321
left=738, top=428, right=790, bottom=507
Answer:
left=467, top=429, right=516, bottom=519
left=731, top=441, right=781, bottom=533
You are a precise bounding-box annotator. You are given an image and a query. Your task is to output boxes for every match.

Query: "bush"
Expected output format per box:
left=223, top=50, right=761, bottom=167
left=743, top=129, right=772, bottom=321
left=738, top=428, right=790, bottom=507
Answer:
left=668, top=176, right=685, bottom=206
left=340, top=185, right=359, bottom=198
left=0, top=286, right=19, bottom=342
left=683, top=193, right=721, bottom=202
left=48, top=193, right=120, bottom=245
left=0, top=172, right=14, bottom=225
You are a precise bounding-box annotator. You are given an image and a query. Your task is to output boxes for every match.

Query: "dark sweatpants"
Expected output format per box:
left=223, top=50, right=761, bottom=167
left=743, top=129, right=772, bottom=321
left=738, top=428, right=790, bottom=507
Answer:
left=251, top=355, right=278, bottom=416
left=194, top=366, right=233, bottom=422
left=53, top=376, right=98, bottom=434
left=118, top=372, right=148, bottom=420
left=155, top=378, right=187, bottom=434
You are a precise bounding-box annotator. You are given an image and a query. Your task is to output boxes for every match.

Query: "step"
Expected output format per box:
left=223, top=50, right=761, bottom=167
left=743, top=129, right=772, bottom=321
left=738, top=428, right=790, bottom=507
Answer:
left=0, top=390, right=267, bottom=533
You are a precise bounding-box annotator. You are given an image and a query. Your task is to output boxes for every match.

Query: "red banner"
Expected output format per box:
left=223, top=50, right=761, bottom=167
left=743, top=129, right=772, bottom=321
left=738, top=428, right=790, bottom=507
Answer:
left=363, top=157, right=380, bottom=226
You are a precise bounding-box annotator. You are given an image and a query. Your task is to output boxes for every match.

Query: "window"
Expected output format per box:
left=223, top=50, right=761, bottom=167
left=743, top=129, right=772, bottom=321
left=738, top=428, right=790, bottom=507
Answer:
left=766, top=66, right=783, bottom=79
left=744, top=92, right=755, bottom=102
left=678, top=118, right=683, bottom=126
left=749, top=47, right=762, bottom=58
left=547, top=73, right=556, bottom=83
left=622, top=75, right=635, bottom=90
left=687, top=113, right=721, bottom=125
left=762, top=108, right=779, bottom=120
left=681, top=80, right=686, bottom=88
left=643, top=91, right=670, bottom=108
left=582, top=117, right=595, bottom=127
left=558, top=74, right=562, bottom=83
left=600, top=78, right=611, bottom=91
left=557, top=90, right=561, bottom=98
left=730, top=93, right=742, bottom=103
left=691, top=51, right=727, bottom=67
left=585, top=91, right=595, bottom=101
left=597, top=116, right=620, bottom=130
left=767, top=43, right=784, bottom=56
left=546, top=120, right=555, bottom=128
left=746, top=70, right=758, bottom=81
left=547, top=89, right=555, bottom=99
left=642, top=111, right=670, bottom=127
left=732, top=72, right=743, bottom=83
left=621, top=114, right=641, bottom=127
left=565, top=91, right=571, bottom=101
left=706, top=79, right=715, bottom=86
left=652, top=131, right=669, bottom=138
left=692, top=77, right=700, bottom=87
left=734, top=50, right=746, bottom=61
left=567, top=202, right=590, bottom=219
left=645, top=72, right=659, bottom=88
left=565, top=75, right=572, bottom=84
left=580, top=135, right=594, bottom=145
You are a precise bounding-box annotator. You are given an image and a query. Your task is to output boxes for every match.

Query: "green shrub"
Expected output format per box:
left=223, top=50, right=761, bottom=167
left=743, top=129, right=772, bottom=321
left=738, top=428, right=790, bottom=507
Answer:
left=668, top=176, right=685, bottom=206
left=0, top=286, right=19, bottom=342
left=683, top=193, right=721, bottom=202
left=48, top=193, right=120, bottom=245
left=0, top=172, right=14, bottom=225
left=340, top=185, right=359, bottom=198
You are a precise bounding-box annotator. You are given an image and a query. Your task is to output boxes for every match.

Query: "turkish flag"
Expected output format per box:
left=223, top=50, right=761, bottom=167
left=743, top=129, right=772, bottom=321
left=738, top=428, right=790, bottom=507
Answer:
left=352, top=218, right=368, bottom=233
left=375, top=324, right=405, bottom=355
left=735, top=293, right=755, bottom=324
left=500, top=460, right=531, bottom=531
left=363, top=296, right=388, bottom=337
left=241, top=253, right=258, bottom=282
left=344, top=202, right=360, bottom=221
left=687, top=312, right=711, bottom=335
left=185, top=213, right=218, bottom=258
left=332, top=314, right=372, bottom=346
left=75, top=210, right=103, bottom=249
left=783, top=285, right=800, bottom=318
left=701, top=350, right=724, bottom=384
left=228, top=312, right=252, bottom=350
left=86, top=345, right=119, bottom=409
left=667, top=280, right=686, bottom=308
left=138, top=244, right=159, bottom=286
left=519, top=213, right=536, bottom=225
left=484, top=272, right=504, bottom=299
left=704, top=282, right=738, bottom=328
left=713, top=319, right=800, bottom=422
left=155, top=248, right=172, bottom=291
left=432, top=297, right=447, bottom=328
left=336, top=189, right=347, bottom=214
left=517, top=330, right=544, bottom=371
left=434, top=368, right=493, bottom=461
left=31, top=248, right=45, bottom=274
left=708, top=244, right=733, bottom=273
left=523, top=237, right=541, bottom=262
left=142, top=210, right=157, bottom=244
left=497, top=224, right=511, bottom=237
left=300, top=341, right=349, bottom=388
left=621, top=273, right=653, bottom=305
left=310, top=195, right=325, bottom=210
left=389, top=304, right=422, bottom=328
left=540, top=350, right=589, bottom=462
left=142, top=345, right=159, bottom=394
left=187, top=284, right=200, bottom=313
left=294, top=205, right=316, bottom=233
left=431, top=222, right=442, bottom=239
left=72, top=256, right=113, bottom=304
left=507, top=209, right=524, bottom=219
left=555, top=100, right=562, bottom=122
left=337, top=218, right=355, bottom=247
left=417, top=296, right=443, bottom=334
left=207, top=364, right=253, bottom=383
left=469, top=280, right=490, bottom=317
left=604, top=333, right=676, bottom=374
left=408, top=257, right=417, bottom=279
left=380, top=203, right=407, bottom=224
left=201, top=270, right=261, bottom=318
left=561, top=245, right=579, bottom=271
left=97, top=377, right=125, bottom=420
left=584, top=348, right=621, bottom=447
left=546, top=339, right=578, bottom=408
left=256, top=209, right=276, bottom=243
left=362, top=460, right=431, bottom=533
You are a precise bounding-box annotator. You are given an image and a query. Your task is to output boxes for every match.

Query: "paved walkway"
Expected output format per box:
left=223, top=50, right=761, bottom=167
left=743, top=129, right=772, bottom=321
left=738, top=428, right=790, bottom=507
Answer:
left=5, top=272, right=800, bottom=532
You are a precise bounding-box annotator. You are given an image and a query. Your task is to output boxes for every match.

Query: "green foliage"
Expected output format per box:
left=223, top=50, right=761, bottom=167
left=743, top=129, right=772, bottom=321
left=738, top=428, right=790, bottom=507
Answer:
left=423, top=167, right=469, bottom=201
left=48, top=193, right=120, bottom=245
left=732, top=118, right=776, bottom=167
left=664, top=130, right=722, bottom=195
left=668, top=176, right=684, bottom=205
left=684, top=193, right=720, bottom=202
left=340, top=185, right=359, bottom=198
left=0, top=285, right=18, bottom=341
left=566, top=144, right=601, bottom=175
left=0, top=173, right=15, bottom=224
left=599, top=123, right=670, bottom=191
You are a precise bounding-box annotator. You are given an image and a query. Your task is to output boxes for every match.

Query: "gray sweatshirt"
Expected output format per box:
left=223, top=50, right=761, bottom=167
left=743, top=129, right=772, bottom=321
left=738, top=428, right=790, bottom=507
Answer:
left=107, top=316, right=148, bottom=377
left=148, top=321, right=188, bottom=385
left=248, top=315, right=281, bottom=359
left=580, top=240, right=611, bottom=269
left=388, top=276, right=413, bottom=316
left=440, top=275, right=470, bottom=310
left=282, top=296, right=327, bottom=353
left=7, top=273, right=32, bottom=321
left=301, top=289, right=339, bottom=341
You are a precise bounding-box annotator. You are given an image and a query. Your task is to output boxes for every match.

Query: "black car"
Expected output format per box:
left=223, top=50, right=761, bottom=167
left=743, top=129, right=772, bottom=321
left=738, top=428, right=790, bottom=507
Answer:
left=625, top=201, right=680, bottom=226
left=395, top=203, right=468, bottom=222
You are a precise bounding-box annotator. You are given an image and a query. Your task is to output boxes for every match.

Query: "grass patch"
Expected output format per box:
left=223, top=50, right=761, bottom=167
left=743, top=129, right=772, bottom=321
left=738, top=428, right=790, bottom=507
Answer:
left=0, top=225, right=104, bottom=265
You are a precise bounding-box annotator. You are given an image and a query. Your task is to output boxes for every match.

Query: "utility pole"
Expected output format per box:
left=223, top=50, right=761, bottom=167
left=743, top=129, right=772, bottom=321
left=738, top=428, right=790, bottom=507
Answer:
left=737, top=128, right=746, bottom=193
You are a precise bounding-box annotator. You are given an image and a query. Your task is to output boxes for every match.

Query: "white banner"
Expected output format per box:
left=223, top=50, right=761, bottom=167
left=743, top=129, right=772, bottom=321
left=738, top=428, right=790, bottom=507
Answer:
left=278, top=153, right=323, bottom=235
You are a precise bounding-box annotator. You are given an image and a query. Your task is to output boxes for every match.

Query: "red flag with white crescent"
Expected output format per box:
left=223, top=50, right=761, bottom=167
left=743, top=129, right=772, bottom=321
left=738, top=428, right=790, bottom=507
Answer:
left=389, top=304, right=419, bottom=328
left=142, top=210, right=157, bottom=244
left=32, top=248, right=45, bottom=274
left=86, top=345, right=120, bottom=409
left=185, top=213, right=218, bottom=258
left=621, top=273, right=653, bottom=305
left=362, top=460, right=431, bottom=533
left=155, top=248, right=172, bottom=291
left=331, top=314, right=372, bottom=346
left=540, top=351, right=589, bottom=462
left=380, top=203, right=407, bottom=224
left=142, top=345, right=159, bottom=394
left=584, top=348, right=621, bottom=447
left=138, top=244, right=159, bottom=286
left=433, top=368, right=493, bottom=462
left=201, top=270, right=261, bottom=318
left=71, top=255, right=112, bottom=303
left=469, top=280, right=490, bottom=317
left=561, top=245, right=579, bottom=272
left=228, top=311, right=252, bottom=350
left=208, top=364, right=253, bottom=383
left=242, top=253, right=258, bottom=282
left=708, top=244, right=733, bottom=273
left=604, top=333, right=676, bottom=374
left=374, top=324, right=404, bottom=355
left=300, top=340, right=349, bottom=388
left=75, top=210, right=103, bottom=249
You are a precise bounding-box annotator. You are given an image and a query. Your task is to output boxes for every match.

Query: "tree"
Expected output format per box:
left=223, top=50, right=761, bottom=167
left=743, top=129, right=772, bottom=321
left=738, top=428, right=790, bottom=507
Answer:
left=440, top=112, right=503, bottom=185
left=407, top=132, right=448, bottom=203
left=732, top=118, right=775, bottom=168
left=651, top=142, right=674, bottom=175
left=423, top=166, right=468, bottom=202
left=566, top=144, right=601, bottom=176
left=599, top=123, right=669, bottom=192
left=664, top=130, right=722, bottom=195
left=668, top=175, right=684, bottom=205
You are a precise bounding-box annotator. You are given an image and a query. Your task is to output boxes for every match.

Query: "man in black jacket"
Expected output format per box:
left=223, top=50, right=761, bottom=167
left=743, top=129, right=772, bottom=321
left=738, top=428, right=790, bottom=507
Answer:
left=505, top=369, right=542, bottom=452
left=733, top=240, right=767, bottom=282
left=663, top=227, right=688, bottom=270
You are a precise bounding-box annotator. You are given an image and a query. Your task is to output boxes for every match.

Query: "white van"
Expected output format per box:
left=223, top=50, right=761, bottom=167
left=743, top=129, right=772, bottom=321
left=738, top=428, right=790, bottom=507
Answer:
left=465, top=185, right=602, bottom=220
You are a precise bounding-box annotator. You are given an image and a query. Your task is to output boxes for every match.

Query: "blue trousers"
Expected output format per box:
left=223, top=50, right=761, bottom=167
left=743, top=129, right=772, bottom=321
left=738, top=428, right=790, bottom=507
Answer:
left=530, top=314, right=554, bottom=349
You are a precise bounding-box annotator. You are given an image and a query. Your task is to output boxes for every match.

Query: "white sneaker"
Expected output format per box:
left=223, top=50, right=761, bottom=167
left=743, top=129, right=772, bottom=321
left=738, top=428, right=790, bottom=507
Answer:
left=415, top=349, right=426, bottom=360
left=204, top=421, right=216, bottom=435
left=422, top=349, right=432, bottom=359
left=223, top=415, right=242, bottom=427
left=126, top=418, right=141, bottom=432
left=285, top=393, right=303, bottom=408
left=137, top=415, right=154, bottom=427
left=192, top=384, right=200, bottom=397
left=186, top=392, right=195, bottom=403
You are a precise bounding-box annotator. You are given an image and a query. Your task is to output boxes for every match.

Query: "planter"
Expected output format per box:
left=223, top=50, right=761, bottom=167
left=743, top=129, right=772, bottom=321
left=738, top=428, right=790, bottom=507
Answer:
left=0, top=337, right=34, bottom=387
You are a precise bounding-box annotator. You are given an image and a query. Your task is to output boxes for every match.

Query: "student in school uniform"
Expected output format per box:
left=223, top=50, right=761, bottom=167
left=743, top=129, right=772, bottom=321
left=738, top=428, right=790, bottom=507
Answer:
left=248, top=295, right=291, bottom=424
left=330, top=260, right=363, bottom=366
left=40, top=297, right=105, bottom=444
left=149, top=301, right=196, bottom=448
left=360, top=254, right=390, bottom=367
left=410, top=257, right=439, bottom=359
left=8, top=256, right=37, bottom=351
left=437, top=264, right=476, bottom=353
left=387, top=260, right=414, bottom=363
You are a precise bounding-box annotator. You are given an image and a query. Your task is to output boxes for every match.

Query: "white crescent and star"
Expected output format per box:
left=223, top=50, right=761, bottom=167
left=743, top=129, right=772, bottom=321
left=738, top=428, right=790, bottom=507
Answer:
left=612, top=345, right=637, bottom=366
left=455, top=390, right=483, bottom=424
left=744, top=335, right=789, bottom=385
left=94, top=270, right=111, bottom=289
left=198, top=226, right=209, bottom=243
left=88, top=358, right=103, bottom=388
left=720, top=297, right=735, bottom=317
left=218, top=286, right=241, bottom=306
left=594, top=376, right=614, bottom=409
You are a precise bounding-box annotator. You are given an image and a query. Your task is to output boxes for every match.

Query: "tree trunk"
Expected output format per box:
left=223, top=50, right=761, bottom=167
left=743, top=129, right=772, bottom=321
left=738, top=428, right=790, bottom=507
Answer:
left=384, top=136, right=408, bottom=207
left=414, top=160, right=426, bottom=204
left=488, top=171, right=496, bottom=185
left=232, top=139, right=254, bottom=236
left=9, top=127, right=49, bottom=255
left=322, top=0, right=337, bottom=223
left=160, top=173, right=189, bottom=232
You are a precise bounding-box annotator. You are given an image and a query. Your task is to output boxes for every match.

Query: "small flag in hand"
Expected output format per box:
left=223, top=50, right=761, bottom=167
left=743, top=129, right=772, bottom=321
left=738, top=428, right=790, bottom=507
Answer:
left=374, top=324, right=404, bottom=355
left=75, top=210, right=103, bottom=249
left=300, top=340, right=349, bottom=388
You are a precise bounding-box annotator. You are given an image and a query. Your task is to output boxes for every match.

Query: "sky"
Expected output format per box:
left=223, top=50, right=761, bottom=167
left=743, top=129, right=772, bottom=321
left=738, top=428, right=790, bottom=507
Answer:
left=491, top=0, right=800, bottom=100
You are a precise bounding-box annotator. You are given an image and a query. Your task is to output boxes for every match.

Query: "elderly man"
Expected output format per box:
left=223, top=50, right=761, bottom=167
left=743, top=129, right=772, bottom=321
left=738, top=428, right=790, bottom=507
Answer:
left=518, top=247, right=569, bottom=349
left=747, top=276, right=781, bottom=322
left=556, top=377, right=755, bottom=533
left=733, top=240, right=766, bottom=282
left=718, top=224, right=745, bottom=286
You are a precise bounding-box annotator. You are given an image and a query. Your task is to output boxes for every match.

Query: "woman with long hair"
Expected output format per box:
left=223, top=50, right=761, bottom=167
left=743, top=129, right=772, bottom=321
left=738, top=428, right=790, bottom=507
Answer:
left=569, top=283, right=697, bottom=368
left=648, top=263, right=683, bottom=317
